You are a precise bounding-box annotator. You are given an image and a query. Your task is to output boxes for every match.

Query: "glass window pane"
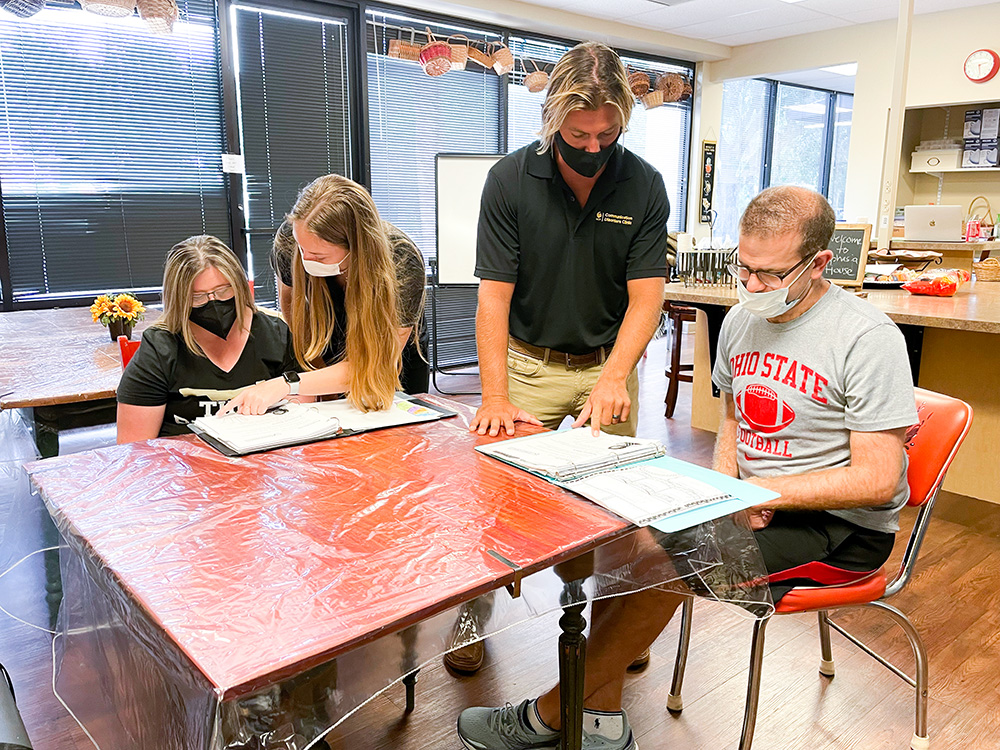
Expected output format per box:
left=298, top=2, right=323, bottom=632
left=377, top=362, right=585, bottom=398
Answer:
left=829, top=93, right=853, bottom=220
left=770, top=84, right=829, bottom=193
left=715, top=78, right=770, bottom=244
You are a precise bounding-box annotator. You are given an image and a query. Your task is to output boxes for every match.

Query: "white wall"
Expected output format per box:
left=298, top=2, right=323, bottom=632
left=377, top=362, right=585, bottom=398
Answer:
left=687, top=4, right=1000, bottom=239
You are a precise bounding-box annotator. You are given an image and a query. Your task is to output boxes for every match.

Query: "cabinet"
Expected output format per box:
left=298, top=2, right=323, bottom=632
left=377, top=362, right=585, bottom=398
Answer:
left=898, top=102, right=1000, bottom=214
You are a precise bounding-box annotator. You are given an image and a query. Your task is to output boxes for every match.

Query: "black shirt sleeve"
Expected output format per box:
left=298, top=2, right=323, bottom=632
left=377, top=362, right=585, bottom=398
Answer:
left=475, top=168, right=520, bottom=283
left=270, top=221, right=295, bottom=287
left=626, top=171, right=670, bottom=280
left=388, top=227, right=427, bottom=328
left=116, top=327, right=176, bottom=407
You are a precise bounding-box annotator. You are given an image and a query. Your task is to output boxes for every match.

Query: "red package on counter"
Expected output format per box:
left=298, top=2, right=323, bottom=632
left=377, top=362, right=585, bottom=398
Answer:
left=902, top=269, right=970, bottom=297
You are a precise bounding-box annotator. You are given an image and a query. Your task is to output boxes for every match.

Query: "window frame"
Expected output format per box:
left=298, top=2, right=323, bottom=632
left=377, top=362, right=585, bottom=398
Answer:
left=758, top=77, right=849, bottom=201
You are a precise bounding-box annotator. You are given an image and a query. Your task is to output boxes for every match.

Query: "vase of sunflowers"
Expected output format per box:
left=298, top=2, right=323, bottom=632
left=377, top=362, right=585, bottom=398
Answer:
left=91, top=293, right=146, bottom=342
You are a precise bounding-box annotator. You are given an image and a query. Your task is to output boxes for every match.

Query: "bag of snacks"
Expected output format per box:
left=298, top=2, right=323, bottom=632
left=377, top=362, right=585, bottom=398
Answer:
left=901, top=269, right=970, bottom=297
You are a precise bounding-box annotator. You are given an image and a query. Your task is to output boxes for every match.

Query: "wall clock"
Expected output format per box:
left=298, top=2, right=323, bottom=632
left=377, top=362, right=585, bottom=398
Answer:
left=965, top=49, right=1000, bottom=83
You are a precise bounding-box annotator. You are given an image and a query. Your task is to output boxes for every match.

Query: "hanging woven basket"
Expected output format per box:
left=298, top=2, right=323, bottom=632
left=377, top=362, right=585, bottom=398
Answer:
left=388, top=28, right=421, bottom=62
left=467, top=41, right=494, bottom=70
left=448, top=34, right=469, bottom=71
left=419, top=28, right=452, bottom=77
left=523, top=60, right=549, bottom=93
left=0, top=0, right=45, bottom=18
left=80, top=0, right=134, bottom=17
left=137, top=0, right=178, bottom=34
left=656, top=72, right=686, bottom=103
left=679, top=76, right=693, bottom=101
left=492, top=42, right=515, bottom=76
left=641, top=89, right=664, bottom=110
left=627, top=69, right=650, bottom=98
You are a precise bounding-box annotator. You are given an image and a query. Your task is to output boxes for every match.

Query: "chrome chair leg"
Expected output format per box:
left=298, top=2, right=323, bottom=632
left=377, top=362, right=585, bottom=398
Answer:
left=667, top=597, right=694, bottom=712
left=738, top=616, right=769, bottom=750
left=817, top=611, right=835, bottom=677
left=868, top=601, right=929, bottom=750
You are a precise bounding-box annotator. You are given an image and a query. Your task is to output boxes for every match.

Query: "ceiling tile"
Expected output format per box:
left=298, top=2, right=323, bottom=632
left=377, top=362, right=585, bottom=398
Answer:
left=622, top=0, right=771, bottom=28
left=546, top=0, right=670, bottom=20
left=670, top=4, right=830, bottom=39
left=916, top=0, right=1000, bottom=12
left=797, top=0, right=894, bottom=20
left=709, top=14, right=852, bottom=45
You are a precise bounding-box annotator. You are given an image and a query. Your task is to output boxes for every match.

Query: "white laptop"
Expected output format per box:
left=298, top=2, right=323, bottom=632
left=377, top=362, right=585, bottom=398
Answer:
left=903, top=205, right=964, bottom=242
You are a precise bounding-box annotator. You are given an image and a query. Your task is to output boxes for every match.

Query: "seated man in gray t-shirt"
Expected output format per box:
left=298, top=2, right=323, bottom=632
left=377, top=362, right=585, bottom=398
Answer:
left=456, top=185, right=918, bottom=750
left=712, top=185, right=917, bottom=601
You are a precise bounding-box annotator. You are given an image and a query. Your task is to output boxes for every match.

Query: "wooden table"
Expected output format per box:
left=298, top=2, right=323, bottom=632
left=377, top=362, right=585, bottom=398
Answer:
left=0, top=306, right=156, bottom=456
left=665, top=280, right=1000, bottom=504
left=27, top=406, right=744, bottom=750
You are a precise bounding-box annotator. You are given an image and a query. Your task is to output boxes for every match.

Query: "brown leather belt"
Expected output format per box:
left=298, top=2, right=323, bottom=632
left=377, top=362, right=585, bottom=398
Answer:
left=508, top=337, right=610, bottom=368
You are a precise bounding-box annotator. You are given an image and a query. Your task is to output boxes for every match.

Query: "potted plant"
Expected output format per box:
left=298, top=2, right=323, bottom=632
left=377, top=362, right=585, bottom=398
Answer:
left=91, top=293, right=146, bottom=342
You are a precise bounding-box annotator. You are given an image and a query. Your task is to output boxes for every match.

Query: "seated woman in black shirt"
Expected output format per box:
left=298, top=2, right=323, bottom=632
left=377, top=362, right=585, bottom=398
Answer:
left=116, top=235, right=298, bottom=442
left=224, top=174, right=428, bottom=415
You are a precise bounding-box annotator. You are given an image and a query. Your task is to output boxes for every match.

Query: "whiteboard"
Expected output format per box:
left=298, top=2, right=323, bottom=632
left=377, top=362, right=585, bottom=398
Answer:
left=436, top=153, right=504, bottom=285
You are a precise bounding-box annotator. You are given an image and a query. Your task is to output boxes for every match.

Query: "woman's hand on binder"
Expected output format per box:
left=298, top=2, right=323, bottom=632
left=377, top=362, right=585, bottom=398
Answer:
left=219, top=377, right=289, bottom=416
left=471, top=398, right=542, bottom=437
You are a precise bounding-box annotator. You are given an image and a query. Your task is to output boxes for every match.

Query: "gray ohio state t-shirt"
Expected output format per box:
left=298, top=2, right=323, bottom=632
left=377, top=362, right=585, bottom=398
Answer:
left=713, top=283, right=918, bottom=533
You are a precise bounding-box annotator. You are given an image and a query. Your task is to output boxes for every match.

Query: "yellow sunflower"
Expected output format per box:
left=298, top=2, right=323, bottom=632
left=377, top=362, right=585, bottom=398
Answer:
left=112, top=294, right=146, bottom=323
left=90, top=294, right=114, bottom=323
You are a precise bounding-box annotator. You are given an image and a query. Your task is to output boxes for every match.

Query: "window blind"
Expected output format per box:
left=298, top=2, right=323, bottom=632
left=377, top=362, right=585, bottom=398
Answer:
left=233, top=3, right=352, bottom=305
left=367, top=10, right=502, bottom=370
left=366, top=10, right=502, bottom=267
left=0, top=0, right=229, bottom=305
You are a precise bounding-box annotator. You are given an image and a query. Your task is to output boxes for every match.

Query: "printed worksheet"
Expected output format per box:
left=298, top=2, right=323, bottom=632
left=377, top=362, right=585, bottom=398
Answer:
left=478, top=427, right=665, bottom=480
left=563, top=463, right=733, bottom=527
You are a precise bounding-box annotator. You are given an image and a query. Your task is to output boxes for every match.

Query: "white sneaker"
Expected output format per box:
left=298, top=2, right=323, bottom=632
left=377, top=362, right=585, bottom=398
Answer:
left=458, top=700, right=559, bottom=750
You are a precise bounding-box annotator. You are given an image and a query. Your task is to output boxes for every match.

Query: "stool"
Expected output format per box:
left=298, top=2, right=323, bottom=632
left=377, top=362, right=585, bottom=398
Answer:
left=663, top=302, right=696, bottom=418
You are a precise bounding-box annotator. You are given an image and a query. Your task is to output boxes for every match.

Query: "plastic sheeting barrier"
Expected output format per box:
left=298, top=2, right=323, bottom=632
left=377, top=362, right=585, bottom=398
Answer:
left=22, top=399, right=771, bottom=749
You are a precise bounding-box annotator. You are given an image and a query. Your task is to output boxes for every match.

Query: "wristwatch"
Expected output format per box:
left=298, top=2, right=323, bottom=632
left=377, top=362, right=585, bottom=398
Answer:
left=282, top=371, right=300, bottom=396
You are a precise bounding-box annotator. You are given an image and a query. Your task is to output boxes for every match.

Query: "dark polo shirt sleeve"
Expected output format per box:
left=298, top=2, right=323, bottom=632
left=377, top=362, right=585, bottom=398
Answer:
left=475, top=167, right=520, bottom=283
left=626, top=171, right=670, bottom=280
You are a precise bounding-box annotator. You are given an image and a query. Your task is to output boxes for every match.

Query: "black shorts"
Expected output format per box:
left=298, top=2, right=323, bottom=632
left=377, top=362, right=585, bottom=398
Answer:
left=755, top=511, right=895, bottom=602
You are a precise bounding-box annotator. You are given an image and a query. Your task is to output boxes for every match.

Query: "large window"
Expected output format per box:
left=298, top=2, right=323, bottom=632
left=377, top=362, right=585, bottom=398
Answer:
left=367, top=10, right=503, bottom=267
left=715, top=78, right=853, bottom=242
left=0, top=0, right=229, bottom=307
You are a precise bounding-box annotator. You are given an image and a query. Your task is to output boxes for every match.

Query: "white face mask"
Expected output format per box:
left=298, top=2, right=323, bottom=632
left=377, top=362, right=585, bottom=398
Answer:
left=301, top=252, right=348, bottom=277
left=735, top=254, right=816, bottom=320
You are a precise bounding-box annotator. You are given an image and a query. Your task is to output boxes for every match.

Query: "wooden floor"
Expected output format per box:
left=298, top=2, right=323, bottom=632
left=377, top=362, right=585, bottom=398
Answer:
left=1, top=333, right=998, bottom=749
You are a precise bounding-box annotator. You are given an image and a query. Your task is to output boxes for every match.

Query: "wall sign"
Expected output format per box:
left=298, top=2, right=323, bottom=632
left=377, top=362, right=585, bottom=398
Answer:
left=700, top=140, right=716, bottom=224
left=823, top=223, right=872, bottom=288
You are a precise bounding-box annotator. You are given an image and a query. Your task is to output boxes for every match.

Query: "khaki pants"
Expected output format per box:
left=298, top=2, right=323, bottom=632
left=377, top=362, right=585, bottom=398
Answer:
left=506, top=346, right=640, bottom=436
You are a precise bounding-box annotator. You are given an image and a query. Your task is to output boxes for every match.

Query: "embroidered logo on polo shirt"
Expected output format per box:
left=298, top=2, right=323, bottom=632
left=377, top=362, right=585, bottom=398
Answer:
left=595, top=211, right=633, bottom=226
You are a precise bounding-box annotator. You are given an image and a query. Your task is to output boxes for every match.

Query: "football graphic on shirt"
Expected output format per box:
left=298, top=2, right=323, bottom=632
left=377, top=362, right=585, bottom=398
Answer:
left=736, top=384, right=796, bottom=434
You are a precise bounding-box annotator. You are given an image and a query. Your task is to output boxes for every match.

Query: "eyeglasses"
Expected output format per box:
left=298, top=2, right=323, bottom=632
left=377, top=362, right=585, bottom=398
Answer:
left=726, top=250, right=815, bottom=289
left=191, top=283, right=235, bottom=307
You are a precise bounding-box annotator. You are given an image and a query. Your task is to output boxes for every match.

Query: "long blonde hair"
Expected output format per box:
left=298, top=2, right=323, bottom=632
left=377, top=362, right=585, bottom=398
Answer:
left=288, top=174, right=399, bottom=412
left=538, top=42, right=634, bottom=154
left=155, top=235, right=253, bottom=357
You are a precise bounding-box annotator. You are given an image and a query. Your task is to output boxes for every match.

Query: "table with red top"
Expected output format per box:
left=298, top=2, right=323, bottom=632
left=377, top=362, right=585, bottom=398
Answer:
left=27, top=400, right=750, bottom=750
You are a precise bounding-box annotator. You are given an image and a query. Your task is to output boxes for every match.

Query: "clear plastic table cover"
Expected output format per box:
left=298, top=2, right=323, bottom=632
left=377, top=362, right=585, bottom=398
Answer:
left=18, top=398, right=772, bottom=750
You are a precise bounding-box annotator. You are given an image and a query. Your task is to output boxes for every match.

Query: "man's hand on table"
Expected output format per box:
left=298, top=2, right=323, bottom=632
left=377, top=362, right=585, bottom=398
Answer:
left=471, top=398, right=542, bottom=437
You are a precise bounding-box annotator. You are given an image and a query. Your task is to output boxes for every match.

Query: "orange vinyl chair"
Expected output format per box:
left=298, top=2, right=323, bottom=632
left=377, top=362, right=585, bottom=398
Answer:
left=665, top=387, right=973, bottom=750
left=118, top=336, right=141, bottom=369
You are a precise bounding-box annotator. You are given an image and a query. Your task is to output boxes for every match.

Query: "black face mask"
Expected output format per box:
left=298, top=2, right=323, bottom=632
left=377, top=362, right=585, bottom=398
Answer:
left=189, top=298, right=238, bottom=340
left=555, top=131, right=619, bottom=178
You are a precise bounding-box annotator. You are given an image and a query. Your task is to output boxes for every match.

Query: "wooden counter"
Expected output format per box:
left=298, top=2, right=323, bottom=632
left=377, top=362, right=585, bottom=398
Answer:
left=666, top=281, right=1000, bottom=505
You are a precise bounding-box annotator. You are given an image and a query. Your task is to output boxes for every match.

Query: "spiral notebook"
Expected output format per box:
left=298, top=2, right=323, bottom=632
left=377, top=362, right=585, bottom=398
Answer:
left=191, top=394, right=456, bottom=457
left=477, top=428, right=778, bottom=531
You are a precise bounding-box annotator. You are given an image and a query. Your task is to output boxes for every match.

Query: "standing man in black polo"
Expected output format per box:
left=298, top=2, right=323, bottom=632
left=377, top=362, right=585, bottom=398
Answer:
left=470, top=41, right=669, bottom=439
